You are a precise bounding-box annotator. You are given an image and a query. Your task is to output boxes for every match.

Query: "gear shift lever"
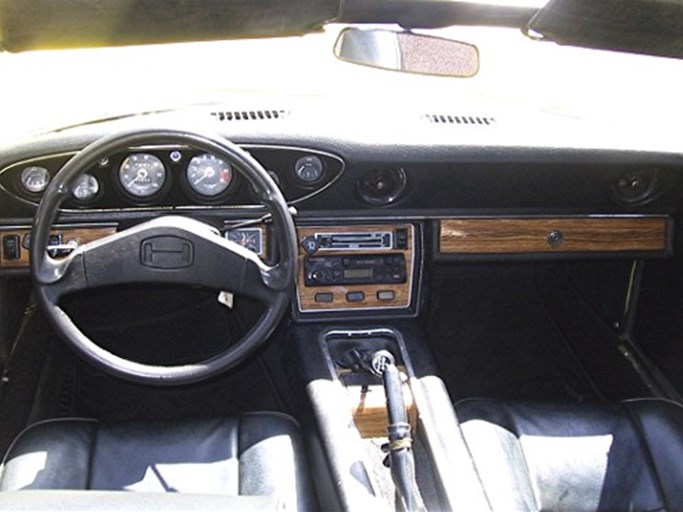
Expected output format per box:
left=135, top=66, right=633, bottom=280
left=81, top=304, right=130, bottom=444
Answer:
left=348, top=348, right=424, bottom=512
left=367, top=349, right=395, bottom=376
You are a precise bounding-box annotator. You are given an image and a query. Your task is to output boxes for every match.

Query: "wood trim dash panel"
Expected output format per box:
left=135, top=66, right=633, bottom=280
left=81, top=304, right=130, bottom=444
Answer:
left=439, top=217, right=669, bottom=254
left=0, top=226, right=116, bottom=268
left=296, top=224, right=415, bottom=312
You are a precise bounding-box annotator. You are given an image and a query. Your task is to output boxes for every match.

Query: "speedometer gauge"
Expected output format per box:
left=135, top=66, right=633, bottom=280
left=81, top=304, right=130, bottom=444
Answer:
left=119, top=153, right=166, bottom=198
left=186, top=153, right=233, bottom=197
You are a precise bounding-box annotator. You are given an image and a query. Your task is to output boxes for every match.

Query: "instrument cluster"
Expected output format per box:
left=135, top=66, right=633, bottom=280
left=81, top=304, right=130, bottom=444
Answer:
left=0, top=145, right=344, bottom=210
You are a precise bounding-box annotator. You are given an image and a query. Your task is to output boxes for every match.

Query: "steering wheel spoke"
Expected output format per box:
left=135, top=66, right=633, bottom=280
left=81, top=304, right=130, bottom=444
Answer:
left=31, top=129, right=297, bottom=385
left=70, top=217, right=272, bottom=298
left=36, top=250, right=88, bottom=303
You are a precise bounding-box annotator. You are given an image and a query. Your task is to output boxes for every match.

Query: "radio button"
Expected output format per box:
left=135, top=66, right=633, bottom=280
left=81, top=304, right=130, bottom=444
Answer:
left=377, top=290, right=395, bottom=301
left=315, top=292, right=334, bottom=303
left=346, top=291, right=365, bottom=302
left=395, top=228, right=408, bottom=249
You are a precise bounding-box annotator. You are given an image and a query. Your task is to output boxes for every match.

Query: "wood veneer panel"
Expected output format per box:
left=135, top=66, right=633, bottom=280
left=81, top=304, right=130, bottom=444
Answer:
left=0, top=226, right=116, bottom=268
left=296, top=224, right=415, bottom=312
left=439, top=217, right=668, bottom=254
left=346, top=383, right=417, bottom=439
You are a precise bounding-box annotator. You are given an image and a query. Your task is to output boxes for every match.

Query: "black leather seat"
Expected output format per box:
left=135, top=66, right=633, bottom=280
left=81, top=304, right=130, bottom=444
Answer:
left=456, top=399, right=683, bottom=512
left=0, top=412, right=315, bottom=511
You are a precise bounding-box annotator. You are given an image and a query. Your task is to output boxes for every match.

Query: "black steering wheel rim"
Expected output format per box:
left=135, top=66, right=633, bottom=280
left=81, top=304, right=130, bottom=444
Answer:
left=31, top=128, right=297, bottom=386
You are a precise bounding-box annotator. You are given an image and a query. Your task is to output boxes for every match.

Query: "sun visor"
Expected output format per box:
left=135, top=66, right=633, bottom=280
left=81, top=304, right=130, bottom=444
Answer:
left=0, top=0, right=339, bottom=52
left=528, top=0, right=683, bottom=59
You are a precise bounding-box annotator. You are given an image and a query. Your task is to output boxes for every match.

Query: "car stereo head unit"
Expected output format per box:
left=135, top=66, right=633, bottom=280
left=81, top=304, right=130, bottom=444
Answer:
left=304, top=253, right=407, bottom=286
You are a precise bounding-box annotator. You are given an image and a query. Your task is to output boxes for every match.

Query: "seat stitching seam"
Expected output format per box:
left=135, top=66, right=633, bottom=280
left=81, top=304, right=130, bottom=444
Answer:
left=623, top=402, right=671, bottom=512
left=507, top=406, right=541, bottom=512
left=452, top=413, right=495, bottom=512
left=86, top=422, right=99, bottom=490
left=236, top=415, right=241, bottom=496
left=624, top=397, right=683, bottom=414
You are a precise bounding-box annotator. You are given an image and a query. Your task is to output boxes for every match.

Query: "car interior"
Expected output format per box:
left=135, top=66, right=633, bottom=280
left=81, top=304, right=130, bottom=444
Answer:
left=1, top=0, right=683, bottom=511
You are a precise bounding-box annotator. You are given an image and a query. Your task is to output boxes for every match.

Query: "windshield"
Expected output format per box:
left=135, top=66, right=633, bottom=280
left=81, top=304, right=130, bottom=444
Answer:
left=2, top=23, right=683, bottom=142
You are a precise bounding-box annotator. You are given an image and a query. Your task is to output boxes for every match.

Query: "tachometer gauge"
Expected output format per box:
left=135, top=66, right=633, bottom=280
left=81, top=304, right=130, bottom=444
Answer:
left=119, top=153, right=166, bottom=198
left=186, top=153, right=233, bottom=197
left=71, top=173, right=100, bottom=201
left=20, top=166, right=50, bottom=193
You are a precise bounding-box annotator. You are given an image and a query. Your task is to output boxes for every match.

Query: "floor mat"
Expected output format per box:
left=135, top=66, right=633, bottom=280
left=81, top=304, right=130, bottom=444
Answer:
left=538, top=264, right=652, bottom=400
left=428, top=264, right=598, bottom=402
left=426, top=263, right=650, bottom=403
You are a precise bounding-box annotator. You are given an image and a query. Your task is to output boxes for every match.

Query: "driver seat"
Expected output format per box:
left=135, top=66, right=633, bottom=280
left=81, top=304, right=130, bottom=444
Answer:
left=0, top=412, right=315, bottom=511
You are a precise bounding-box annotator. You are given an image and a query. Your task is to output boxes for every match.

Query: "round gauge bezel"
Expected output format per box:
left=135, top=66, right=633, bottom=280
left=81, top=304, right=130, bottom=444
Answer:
left=293, top=155, right=326, bottom=186
left=115, top=152, right=171, bottom=203
left=225, top=227, right=264, bottom=256
left=181, top=152, right=239, bottom=203
left=69, top=172, right=103, bottom=205
left=19, top=166, right=51, bottom=195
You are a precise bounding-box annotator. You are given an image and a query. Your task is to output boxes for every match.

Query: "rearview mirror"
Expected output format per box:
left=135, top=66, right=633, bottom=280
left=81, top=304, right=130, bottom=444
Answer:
left=334, top=28, right=479, bottom=77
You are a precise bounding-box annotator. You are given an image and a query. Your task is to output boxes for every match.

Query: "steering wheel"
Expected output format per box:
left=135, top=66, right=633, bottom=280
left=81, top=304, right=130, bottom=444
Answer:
left=30, top=129, right=297, bottom=386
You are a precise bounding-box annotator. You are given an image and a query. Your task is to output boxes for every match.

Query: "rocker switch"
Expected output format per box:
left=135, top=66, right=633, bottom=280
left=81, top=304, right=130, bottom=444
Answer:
left=2, top=235, right=21, bottom=260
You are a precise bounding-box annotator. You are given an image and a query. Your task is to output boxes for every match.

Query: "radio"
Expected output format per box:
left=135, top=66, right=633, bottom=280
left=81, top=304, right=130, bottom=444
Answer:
left=304, top=253, right=407, bottom=286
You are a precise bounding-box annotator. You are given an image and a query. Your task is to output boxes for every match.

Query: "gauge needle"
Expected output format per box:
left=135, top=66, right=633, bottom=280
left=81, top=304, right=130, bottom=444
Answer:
left=193, top=167, right=215, bottom=185
left=127, top=168, right=149, bottom=186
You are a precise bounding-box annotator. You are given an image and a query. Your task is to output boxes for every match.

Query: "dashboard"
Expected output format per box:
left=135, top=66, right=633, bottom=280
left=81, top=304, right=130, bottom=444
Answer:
left=0, top=145, right=344, bottom=210
left=0, top=110, right=681, bottom=320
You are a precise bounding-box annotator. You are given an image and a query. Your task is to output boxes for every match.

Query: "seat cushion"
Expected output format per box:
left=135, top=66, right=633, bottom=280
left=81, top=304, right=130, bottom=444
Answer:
left=0, top=412, right=314, bottom=512
left=456, top=399, right=683, bottom=512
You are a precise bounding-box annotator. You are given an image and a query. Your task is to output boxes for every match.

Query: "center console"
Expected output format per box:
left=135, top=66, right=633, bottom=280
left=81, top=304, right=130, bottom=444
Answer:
left=291, top=221, right=491, bottom=510
left=293, top=322, right=491, bottom=512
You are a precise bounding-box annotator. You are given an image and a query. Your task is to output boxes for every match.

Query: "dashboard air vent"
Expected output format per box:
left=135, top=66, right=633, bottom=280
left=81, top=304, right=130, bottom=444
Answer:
left=210, top=110, right=289, bottom=121
left=424, top=114, right=496, bottom=125
left=357, top=168, right=407, bottom=206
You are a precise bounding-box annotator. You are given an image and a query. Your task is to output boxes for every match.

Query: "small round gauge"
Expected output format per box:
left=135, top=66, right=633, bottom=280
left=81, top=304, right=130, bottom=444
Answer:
left=71, top=174, right=100, bottom=201
left=119, top=153, right=166, bottom=198
left=226, top=228, right=262, bottom=255
left=20, top=166, right=50, bottom=193
left=294, top=155, right=324, bottom=183
left=186, top=153, right=233, bottom=197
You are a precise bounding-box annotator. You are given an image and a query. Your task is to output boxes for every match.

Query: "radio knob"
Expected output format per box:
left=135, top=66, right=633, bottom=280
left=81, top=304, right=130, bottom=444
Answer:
left=301, top=236, right=320, bottom=255
left=311, top=271, right=323, bottom=282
